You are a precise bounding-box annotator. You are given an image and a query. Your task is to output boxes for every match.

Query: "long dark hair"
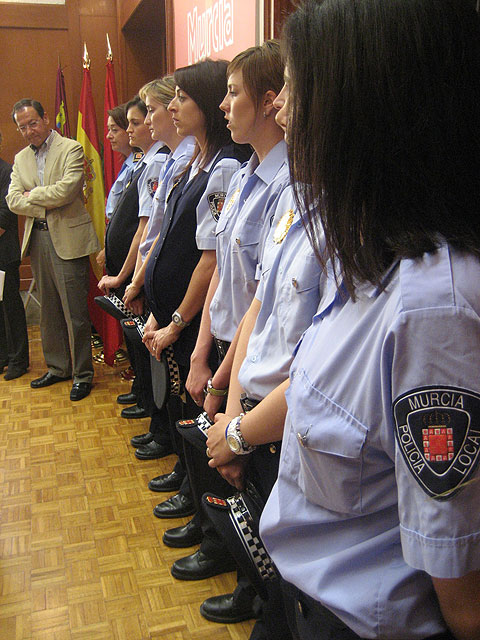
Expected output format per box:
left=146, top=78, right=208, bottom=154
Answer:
left=174, top=58, right=231, bottom=167
left=284, top=0, right=480, bottom=295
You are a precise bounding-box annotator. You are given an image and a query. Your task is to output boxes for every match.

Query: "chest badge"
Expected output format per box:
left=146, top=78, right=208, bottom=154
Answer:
left=225, top=188, right=240, bottom=213
left=273, top=209, right=295, bottom=244
left=393, top=386, right=480, bottom=500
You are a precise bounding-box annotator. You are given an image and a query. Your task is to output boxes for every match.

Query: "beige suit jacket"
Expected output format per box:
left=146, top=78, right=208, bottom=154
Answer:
left=6, top=130, right=100, bottom=259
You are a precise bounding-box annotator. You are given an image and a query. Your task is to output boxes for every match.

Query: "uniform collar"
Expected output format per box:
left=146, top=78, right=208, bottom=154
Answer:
left=254, top=139, right=288, bottom=185
left=172, top=136, right=196, bottom=161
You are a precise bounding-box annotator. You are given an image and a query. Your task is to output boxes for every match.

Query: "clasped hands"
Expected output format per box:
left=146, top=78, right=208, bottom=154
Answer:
left=206, top=413, right=247, bottom=491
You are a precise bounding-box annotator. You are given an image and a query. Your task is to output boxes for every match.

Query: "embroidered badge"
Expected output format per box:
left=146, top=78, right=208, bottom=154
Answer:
left=147, top=178, right=158, bottom=197
left=273, top=209, right=295, bottom=244
left=208, top=192, right=226, bottom=222
left=123, top=320, right=135, bottom=327
left=133, top=151, right=144, bottom=163
left=204, top=495, right=229, bottom=509
left=225, top=188, right=240, bottom=213
left=393, top=386, right=480, bottom=500
left=177, top=419, right=196, bottom=427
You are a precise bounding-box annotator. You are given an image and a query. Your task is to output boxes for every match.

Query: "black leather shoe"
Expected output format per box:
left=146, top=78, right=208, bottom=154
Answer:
left=148, top=470, right=184, bottom=492
left=4, top=366, right=28, bottom=381
left=135, top=441, right=173, bottom=460
left=200, top=593, right=257, bottom=623
left=70, top=382, right=92, bottom=401
left=117, top=392, right=137, bottom=405
left=163, top=519, right=203, bottom=548
left=121, top=404, right=148, bottom=419
left=31, top=372, right=70, bottom=388
left=130, top=432, right=154, bottom=448
left=171, top=549, right=237, bottom=581
left=153, top=493, right=196, bottom=519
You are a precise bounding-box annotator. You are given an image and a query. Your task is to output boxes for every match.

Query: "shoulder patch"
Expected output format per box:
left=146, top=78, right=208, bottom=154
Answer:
left=146, top=177, right=158, bottom=197
left=393, top=386, right=480, bottom=500
left=208, top=191, right=226, bottom=222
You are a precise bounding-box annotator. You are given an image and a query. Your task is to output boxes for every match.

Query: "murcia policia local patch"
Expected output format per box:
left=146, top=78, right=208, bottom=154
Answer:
left=147, top=178, right=158, bottom=197
left=208, top=192, right=226, bottom=221
left=393, top=386, right=480, bottom=500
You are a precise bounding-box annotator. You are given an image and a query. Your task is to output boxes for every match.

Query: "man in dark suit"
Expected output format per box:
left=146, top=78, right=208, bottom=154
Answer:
left=6, top=99, right=100, bottom=400
left=0, top=131, right=29, bottom=380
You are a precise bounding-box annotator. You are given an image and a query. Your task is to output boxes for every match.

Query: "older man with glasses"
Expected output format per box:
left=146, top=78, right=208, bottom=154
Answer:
left=6, top=98, right=100, bottom=400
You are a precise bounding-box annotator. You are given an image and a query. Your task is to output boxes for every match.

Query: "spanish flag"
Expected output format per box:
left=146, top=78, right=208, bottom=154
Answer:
left=76, top=44, right=105, bottom=280
left=78, top=43, right=123, bottom=366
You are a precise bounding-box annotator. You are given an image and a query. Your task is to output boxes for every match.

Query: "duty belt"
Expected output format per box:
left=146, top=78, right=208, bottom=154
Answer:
left=240, top=394, right=260, bottom=413
left=213, top=337, right=230, bottom=362
left=240, top=394, right=280, bottom=455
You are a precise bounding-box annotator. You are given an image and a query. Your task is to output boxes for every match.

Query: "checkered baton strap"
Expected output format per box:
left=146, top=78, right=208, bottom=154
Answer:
left=164, top=345, right=181, bottom=396
left=106, top=293, right=149, bottom=322
left=227, top=493, right=277, bottom=582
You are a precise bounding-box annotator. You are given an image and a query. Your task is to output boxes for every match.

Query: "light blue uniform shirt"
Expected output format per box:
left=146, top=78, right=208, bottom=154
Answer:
left=190, top=150, right=244, bottom=251
left=210, top=140, right=290, bottom=342
left=137, top=140, right=169, bottom=220
left=261, top=242, right=480, bottom=638
left=238, top=186, right=326, bottom=401
left=105, top=152, right=135, bottom=220
left=139, top=136, right=196, bottom=261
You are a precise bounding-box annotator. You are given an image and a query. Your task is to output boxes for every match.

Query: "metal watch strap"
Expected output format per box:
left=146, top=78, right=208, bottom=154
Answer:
left=206, top=378, right=228, bottom=397
left=172, top=310, right=190, bottom=328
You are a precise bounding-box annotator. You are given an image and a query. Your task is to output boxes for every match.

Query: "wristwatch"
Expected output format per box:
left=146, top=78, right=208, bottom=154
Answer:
left=226, top=414, right=256, bottom=455
left=206, top=378, right=228, bottom=397
left=171, top=310, right=190, bottom=328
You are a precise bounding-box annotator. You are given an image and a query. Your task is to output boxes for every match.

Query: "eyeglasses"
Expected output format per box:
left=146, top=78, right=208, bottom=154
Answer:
left=17, top=120, right=42, bottom=134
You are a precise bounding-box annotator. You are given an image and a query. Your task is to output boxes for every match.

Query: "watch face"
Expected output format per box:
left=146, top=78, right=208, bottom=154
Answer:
left=226, top=434, right=241, bottom=453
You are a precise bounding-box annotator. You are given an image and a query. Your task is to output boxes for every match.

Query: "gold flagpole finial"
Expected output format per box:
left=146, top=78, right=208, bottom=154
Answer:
left=83, top=43, right=90, bottom=70
left=106, top=33, right=113, bottom=62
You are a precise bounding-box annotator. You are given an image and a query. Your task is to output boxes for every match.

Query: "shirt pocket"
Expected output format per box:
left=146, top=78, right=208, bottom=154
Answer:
left=232, top=220, right=263, bottom=283
left=291, top=369, right=367, bottom=515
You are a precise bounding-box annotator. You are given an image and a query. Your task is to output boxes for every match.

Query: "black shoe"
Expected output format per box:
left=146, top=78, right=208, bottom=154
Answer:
left=153, top=493, right=196, bottom=519
left=4, top=366, right=28, bottom=381
left=117, top=391, right=137, bottom=405
left=31, top=372, right=70, bottom=388
left=200, top=593, right=257, bottom=623
left=163, top=519, right=203, bottom=548
left=171, top=549, right=237, bottom=581
left=70, top=382, right=92, bottom=401
left=130, top=432, right=154, bottom=448
left=135, top=441, right=173, bottom=460
left=121, top=404, right=148, bottom=419
left=148, top=469, right=184, bottom=492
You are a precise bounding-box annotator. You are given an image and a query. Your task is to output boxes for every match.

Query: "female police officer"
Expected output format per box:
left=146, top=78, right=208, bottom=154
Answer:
left=211, top=0, right=480, bottom=638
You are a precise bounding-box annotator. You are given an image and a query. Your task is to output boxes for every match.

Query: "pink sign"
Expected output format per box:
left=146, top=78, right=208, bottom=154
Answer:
left=173, top=0, right=258, bottom=68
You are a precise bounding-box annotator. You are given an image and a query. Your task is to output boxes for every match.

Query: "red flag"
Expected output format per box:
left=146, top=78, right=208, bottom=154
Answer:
left=55, top=62, right=71, bottom=137
left=104, top=36, right=123, bottom=195
left=77, top=44, right=123, bottom=366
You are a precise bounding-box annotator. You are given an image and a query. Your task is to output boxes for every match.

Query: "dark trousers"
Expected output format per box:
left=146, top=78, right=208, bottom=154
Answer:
left=281, top=581, right=455, bottom=640
left=0, top=261, right=29, bottom=370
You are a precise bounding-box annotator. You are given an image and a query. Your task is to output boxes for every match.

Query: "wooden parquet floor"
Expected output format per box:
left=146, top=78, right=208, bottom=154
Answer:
left=0, top=326, right=254, bottom=640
